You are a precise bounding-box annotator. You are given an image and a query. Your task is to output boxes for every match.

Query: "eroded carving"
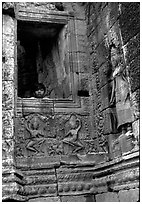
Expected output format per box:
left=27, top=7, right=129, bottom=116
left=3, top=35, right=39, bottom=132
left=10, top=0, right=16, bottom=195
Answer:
left=62, top=114, right=84, bottom=154
left=109, top=45, right=133, bottom=131
left=17, top=2, right=64, bottom=12
left=25, top=114, right=55, bottom=155
left=15, top=113, right=102, bottom=163
left=111, top=124, right=138, bottom=158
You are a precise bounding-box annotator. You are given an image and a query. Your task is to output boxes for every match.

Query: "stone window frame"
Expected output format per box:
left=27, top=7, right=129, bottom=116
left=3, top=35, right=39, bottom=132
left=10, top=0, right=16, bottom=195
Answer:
left=15, top=6, right=81, bottom=114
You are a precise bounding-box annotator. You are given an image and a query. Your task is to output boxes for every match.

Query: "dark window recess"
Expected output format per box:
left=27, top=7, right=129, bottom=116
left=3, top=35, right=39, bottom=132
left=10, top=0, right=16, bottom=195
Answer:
left=17, top=20, right=70, bottom=99
left=2, top=56, right=6, bottom=63
left=78, top=90, right=90, bottom=97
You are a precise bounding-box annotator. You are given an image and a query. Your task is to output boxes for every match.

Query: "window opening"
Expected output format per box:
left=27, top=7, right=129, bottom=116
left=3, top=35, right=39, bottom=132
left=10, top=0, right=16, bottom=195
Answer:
left=17, top=20, right=70, bottom=99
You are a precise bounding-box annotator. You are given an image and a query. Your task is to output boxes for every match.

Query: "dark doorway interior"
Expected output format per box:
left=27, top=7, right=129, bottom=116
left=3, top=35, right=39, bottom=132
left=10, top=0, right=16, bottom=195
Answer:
left=17, top=20, right=64, bottom=98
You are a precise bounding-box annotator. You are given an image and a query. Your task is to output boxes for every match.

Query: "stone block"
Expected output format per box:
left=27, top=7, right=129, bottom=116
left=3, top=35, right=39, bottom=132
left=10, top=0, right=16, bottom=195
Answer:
left=29, top=196, right=60, bottom=202
left=124, top=33, right=140, bottom=64
left=2, top=15, right=14, bottom=35
left=2, top=139, right=14, bottom=160
left=102, top=108, right=117, bottom=135
left=118, top=188, right=139, bottom=202
left=71, top=3, right=86, bottom=20
left=98, top=63, right=110, bottom=89
left=99, top=5, right=110, bottom=33
left=70, top=34, right=78, bottom=52
left=2, top=110, right=14, bottom=131
left=75, top=20, right=87, bottom=36
left=107, top=134, right=120, bottom=159
left=88, top=32, right=99, bottom=54
left=108, top=3, right=119, bottom=27
left=2, top=34, right=14, bottom=58
left=2, top=57, right=14, bottom=81
left=77, top=34, right=88, bottom=53
left=131, top=89, right=140, bottom=120
left=79, top=73, right=89, bottom=91
left=106, top=21, right=122, bottom=47
left=132, top=119, right=139, bottom=140
left=96, top=192, right=119, bottom=202
left=24, top=184, right=57, bottom=197
left=120, top=2, right=140, bottom=15
left=2, top=81, right=14, bottom=110
left=129, top=188, right=139, bottom=202
left=3, top=124, right=14, bottom=140
left=96, top=39, right=109, bottom=63
left=81, top=97, right=91, bottom=113
left=79, top=60, right=89, bottom=73
left=61, top=195, right=88, bottom=202
left=128, top=56, right=140, bottom=93
left=100, top=84, right=110, bottom=111
left=79, top=115, right=92, bottom=140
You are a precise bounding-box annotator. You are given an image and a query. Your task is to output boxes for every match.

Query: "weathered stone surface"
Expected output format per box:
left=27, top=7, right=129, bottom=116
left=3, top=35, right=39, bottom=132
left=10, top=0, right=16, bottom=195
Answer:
left=2, top=81, right=14, bottom=110
left=2, top=2, right=15, bottom=10
left=2, top=34, right=15, bottom=58
left=98, top=62, right=110, bottom=88
left=96, top=192, right=119, bottom=202
left=100, top=84, right=110, bottom=111
left=106, top=21, right=122, bottom=47
left=3, top=125, right=14, bottom=140
left=29, top=197, right=60, bottom=202
left=118, top=188, right=139, bottom=202
left=2, top=15, right=14, bottom=35
left=129, top=188, right=140, bottom=202
left=108, top=3, right=119, bottom=27
left=17, top=2, right=64, bottom=12
left=119, top=2, right=140, bottom=45
left=66, top=2, right=85, bottom=20
left=124, top=33, right=140, bottom=64
left=131, top=89, right=140, bottom=120
left=61, top=195, right=89, bottom=202
left=24, top=184, right=57, bottom=197
left=132, top=119, right=139, bottom=141
left=102, top=108, right=117, bottom=134
left=2, top=110, right=14, bottom=139
left=2, top=139, right=14, bottom=160
left=2, top=2, right=140, bottom=202
left=128, top=56, right=140, bottom=93
left=2, top=57, right=14, bottom=80
left=76, top=20, right=87, bottom=36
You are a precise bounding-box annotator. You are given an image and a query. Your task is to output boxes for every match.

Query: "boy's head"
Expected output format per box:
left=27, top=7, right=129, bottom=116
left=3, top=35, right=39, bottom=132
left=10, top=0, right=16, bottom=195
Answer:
left=33, top=83, right=46, bottom=98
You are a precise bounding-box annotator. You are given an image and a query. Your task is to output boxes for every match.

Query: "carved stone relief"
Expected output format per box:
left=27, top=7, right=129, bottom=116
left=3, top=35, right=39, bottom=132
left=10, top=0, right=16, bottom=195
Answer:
left=24, top=114, right=56, bottom=156
left=17, top=2, right=64, bottom=12
left=109, top=45, right=133, bottom=131
left=62, top=114, right=84, bottom=154
left=15, top=113, right=108, bottom=166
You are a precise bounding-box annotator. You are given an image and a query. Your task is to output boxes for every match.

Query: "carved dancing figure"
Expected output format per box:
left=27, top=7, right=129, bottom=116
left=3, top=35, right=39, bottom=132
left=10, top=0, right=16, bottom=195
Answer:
left=63, top=114, right=83, bottom=153
left=25, top=116, right=46, bottom=154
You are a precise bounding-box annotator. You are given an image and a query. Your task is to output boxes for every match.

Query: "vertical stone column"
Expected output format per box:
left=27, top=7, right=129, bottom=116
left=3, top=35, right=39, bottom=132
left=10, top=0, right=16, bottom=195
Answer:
left=2, top=14, right=18, bottom=200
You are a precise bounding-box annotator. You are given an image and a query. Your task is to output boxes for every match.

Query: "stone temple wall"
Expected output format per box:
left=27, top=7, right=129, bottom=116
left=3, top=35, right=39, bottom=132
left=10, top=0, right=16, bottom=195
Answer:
left=85, top=2, right=140, bottom=202
left=2, top=2, right=139, bottom=202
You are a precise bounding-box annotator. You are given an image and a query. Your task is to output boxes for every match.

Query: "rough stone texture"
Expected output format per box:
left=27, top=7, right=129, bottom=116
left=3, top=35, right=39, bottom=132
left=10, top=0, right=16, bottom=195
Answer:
left=128, top=56, right=140, bottom=93
left=118, top=188, right=139, bottom=202
left=96, top=192, right=119, bottom=202
left=61, top=195, right=94, bottom=202
left=29, top=197, right=61, bottom=202
left=119, top=3, right=140, bottom=45
left=2, top=2, right=139, bottom=202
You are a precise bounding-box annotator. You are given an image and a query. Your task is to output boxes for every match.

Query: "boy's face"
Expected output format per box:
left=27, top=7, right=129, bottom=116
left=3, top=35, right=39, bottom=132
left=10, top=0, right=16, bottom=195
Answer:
left=35, top=88, right=45, bottom=98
